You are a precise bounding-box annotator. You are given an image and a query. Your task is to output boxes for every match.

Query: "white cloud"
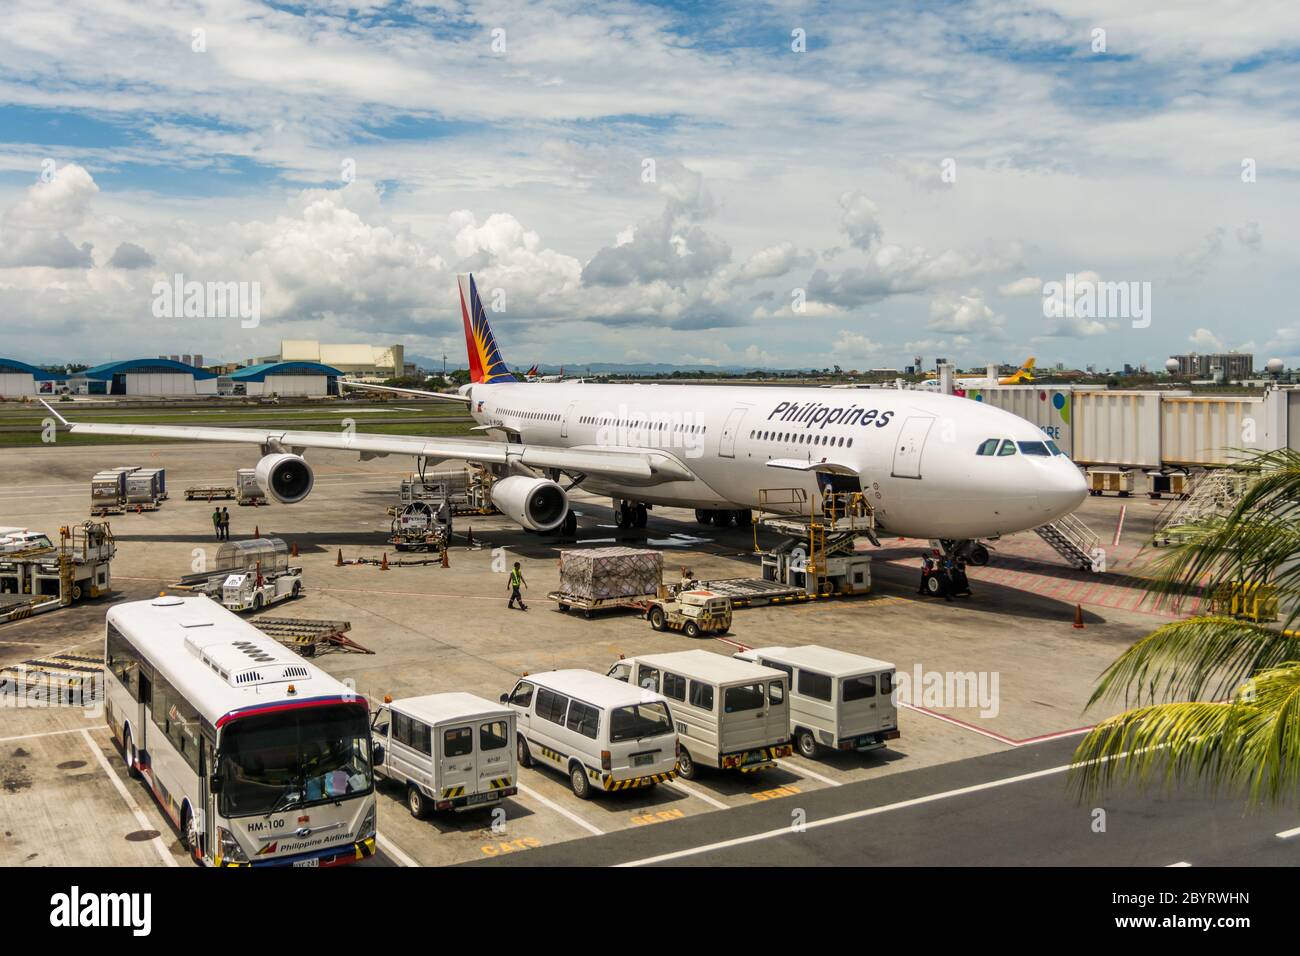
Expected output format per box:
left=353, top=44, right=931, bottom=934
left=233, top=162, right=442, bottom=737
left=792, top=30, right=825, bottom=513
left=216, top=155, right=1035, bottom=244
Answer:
left=928, top=289, right=1005, bottom=336
left=998, top=276, right=1043, bottom=297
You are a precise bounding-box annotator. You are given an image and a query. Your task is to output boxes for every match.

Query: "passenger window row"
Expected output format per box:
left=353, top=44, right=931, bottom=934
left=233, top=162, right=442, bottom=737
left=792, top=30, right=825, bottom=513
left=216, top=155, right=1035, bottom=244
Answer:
left=750, top=429, right=853, bottom=449
left=579, top=415, right=706, bottom=436
left=535, top=687, right=600, bottom=740
left=495, top=408, right=561, bottom=423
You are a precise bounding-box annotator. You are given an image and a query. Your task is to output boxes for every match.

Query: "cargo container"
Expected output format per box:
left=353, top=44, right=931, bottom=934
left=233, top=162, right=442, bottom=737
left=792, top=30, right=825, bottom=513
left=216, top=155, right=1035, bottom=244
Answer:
left=90, top=471, right=126, bottom=515
left=132, top=467, right=166, bottom=500
left=124, top=471, right=162, bottom=509
left=1086, top=467, right=1135, bottom=496
left=961, top=384, right=1078, bottom=457
left=235, top=468, right=266, bottom=505
left=548, top=547, right=663, bottom=616
left=1145, top=470, right=1190, bottom=499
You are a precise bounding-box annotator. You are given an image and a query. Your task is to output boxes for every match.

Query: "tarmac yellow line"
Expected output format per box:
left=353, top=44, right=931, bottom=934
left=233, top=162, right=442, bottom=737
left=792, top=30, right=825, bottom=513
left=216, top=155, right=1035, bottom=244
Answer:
left=80, top=728, right=177, bottom=868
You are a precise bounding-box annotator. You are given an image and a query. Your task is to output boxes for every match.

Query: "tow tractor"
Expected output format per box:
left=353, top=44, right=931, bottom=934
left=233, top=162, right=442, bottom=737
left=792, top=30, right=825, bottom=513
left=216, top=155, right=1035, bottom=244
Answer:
left=174, top=537, right=303, bottom=613
left=645, top=586, right=733, bottom=637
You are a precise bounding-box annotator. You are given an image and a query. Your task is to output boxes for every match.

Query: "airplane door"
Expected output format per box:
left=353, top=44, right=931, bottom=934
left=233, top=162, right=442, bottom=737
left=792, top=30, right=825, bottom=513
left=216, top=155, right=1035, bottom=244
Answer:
left=891, top=416, right=934, bottom=479
left=561, top=402, right=577, bottom=438
left=719, top=406, right=748, bottom=458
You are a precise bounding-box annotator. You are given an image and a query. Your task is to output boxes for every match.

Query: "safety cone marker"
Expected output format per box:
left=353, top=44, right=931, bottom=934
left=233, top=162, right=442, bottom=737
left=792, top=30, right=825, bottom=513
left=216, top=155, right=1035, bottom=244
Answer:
left=336, top=548, right=343, bottom=567
left=1072, top=604, right=1085, bottom=629
left=380, top=552, right=389, bottom=571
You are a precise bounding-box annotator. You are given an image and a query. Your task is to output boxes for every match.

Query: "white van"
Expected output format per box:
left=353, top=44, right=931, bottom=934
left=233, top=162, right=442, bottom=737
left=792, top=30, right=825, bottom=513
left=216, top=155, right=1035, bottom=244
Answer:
left=733, top=645, right=899, bottom=757
left=371, top=693, right=518, bottom=818
left=609, top=650, right=791, bottom=778
left=502, top=670, right=678, bottom=799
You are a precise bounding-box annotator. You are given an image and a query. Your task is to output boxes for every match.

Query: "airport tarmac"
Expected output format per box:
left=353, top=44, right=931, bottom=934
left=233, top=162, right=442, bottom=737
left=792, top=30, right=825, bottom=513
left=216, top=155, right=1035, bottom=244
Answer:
left=0, top=441, right=1210, bottom=867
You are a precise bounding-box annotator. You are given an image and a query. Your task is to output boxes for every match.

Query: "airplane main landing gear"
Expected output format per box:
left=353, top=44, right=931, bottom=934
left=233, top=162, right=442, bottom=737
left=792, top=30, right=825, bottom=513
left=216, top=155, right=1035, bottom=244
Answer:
left=615, top=500, right=648, bottom=529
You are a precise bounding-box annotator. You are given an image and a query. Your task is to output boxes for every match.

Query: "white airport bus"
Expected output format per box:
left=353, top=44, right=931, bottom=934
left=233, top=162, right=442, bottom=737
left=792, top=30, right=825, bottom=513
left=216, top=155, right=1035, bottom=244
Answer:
left=102, top=595, right=378, bottom=867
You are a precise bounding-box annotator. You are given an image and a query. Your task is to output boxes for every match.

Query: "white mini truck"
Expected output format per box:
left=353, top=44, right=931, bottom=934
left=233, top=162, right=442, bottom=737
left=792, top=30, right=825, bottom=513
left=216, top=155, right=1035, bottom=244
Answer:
left=609, top=649, right=792, bottom=778
left=371, top=693, right=518, bottom=818
left=503, top=670, right=678, bottom=799
left=733, top=645, right=899, bottom=758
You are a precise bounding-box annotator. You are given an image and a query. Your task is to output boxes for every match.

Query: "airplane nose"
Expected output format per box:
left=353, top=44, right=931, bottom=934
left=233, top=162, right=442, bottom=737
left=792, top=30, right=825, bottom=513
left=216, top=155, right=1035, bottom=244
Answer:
left=1036, top=465, right=1088, bottom=519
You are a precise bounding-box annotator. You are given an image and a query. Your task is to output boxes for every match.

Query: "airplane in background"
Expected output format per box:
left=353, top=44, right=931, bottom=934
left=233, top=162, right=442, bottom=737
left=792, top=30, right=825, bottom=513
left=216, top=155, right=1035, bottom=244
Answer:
left=919, top=357, right=1036, bottom=390
left=43, top=277, right=1085, bottom=565
left=521, top=364, right=566, bottom=383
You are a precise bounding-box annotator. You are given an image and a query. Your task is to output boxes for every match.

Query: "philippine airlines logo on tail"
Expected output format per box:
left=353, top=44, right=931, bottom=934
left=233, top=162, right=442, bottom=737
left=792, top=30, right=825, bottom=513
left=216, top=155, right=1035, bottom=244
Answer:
left=458, top=274, right=517, bottom=384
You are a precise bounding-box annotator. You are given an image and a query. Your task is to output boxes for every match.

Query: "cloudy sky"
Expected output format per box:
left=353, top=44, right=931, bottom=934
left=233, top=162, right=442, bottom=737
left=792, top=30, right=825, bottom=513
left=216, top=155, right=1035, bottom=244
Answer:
left=1, top=0, right=1297, bottom=370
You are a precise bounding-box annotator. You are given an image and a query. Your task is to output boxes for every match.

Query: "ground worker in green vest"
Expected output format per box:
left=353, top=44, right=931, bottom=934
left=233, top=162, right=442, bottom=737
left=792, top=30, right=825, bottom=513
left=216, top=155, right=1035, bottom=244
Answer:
left=508, top=561, right=528, bottom=611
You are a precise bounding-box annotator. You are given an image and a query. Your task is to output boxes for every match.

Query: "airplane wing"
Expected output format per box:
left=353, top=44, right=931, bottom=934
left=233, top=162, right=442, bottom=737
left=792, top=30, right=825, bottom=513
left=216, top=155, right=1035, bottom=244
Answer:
left=40, top=400, right=690, bottom=483
left=338, top=380, right=471, bottom=404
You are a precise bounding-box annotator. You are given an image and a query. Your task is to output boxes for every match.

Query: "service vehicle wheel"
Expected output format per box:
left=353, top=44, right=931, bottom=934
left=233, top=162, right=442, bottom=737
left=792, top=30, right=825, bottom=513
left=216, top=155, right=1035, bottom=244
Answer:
left=253, top=593, right=265, bottom=611
left=634, top=504, right=648, bottom=528
left=517, top=735, right=534, bottom=768
left=925, top=575, right=942, bottom=595
left=407, top=784, right=429, bottom=820
left=795, top=728, right=818, bottom=759
left=558, top=603, right=570, bottom=613
left=684, top=621, right=701, bottom=639
left=677, top=747, right=697, bottom=779
left=649, top=606, right=666, bottom=630
left=569, top=763, right=591, bottom=800
left=122, top=727, right=141, bottom=780
left=968, top=544, right=990, bottom=567
left=694, top=509, right=712, bottom=525
left=291, top=581, right=302, bottom=598
left=71, top=585, right=82, bottom=602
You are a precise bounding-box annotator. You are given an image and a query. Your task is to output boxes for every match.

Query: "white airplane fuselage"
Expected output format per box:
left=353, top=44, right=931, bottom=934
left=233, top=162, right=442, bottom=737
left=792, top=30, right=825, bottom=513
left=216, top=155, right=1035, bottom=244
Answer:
left=466, top=380, right=1087, bottom=540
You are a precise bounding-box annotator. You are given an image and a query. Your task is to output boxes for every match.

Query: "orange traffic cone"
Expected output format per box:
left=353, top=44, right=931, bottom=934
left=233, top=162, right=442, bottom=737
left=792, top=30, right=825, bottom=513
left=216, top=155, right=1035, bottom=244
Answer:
left=380, top=552, right=389, bottom=571
left=254, top=525, right=259, bottom=539
left=440, top=547, right=450, bottom=568
left=291, top=541, right=299, bottom=558
left=1072, top=604, right=1085, bottom=629
left=336, top=548, right=343, bottom=567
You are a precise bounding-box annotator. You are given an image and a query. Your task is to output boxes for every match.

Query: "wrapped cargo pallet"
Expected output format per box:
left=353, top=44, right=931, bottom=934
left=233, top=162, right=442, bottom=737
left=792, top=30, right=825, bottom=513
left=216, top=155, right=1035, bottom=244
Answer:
left=559, top=547, right=662, bottom=601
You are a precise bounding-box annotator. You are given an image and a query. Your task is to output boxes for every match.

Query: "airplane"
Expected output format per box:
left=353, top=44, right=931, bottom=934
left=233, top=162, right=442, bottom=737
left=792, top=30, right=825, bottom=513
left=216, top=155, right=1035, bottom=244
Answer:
left=919, top=358, right=1036, bottom=390
left=522, top=363, right=565, bottom=383
left=41, top=276, right=1086, bottom=565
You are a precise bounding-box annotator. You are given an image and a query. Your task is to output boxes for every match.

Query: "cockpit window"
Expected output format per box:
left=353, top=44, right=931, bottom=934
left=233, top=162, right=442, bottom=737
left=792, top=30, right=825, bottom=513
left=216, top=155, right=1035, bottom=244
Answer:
left=997, top=440, right=1017, bottom=456
left=1045, top=440, right=1063, bottom=456
left=1017, top=441, right=1050, bottom=456
left=976, top=439, right=999, bottom=456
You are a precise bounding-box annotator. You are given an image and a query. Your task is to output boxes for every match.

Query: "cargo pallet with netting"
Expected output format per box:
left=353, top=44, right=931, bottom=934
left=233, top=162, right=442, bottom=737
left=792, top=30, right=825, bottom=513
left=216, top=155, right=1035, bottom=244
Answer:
left=548, top=546, right=663, bottom=617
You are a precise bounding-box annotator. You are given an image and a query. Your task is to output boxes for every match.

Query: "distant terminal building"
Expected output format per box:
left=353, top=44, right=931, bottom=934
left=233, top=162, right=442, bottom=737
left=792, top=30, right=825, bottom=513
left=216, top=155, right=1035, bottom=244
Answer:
left=75, top=359, right=218, bottom=396
left=0, top=358, right=67, bottom=397
left=251, top=341, right=405, bottom=381
left=1171, top=352, right=1253, bottom=379
left=230, top=361, right=342, bottom=397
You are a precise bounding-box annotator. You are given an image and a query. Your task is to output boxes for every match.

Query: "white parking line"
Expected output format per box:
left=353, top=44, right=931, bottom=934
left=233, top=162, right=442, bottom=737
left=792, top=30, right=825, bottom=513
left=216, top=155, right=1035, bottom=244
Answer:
left=1276, top=825, right=1300, bottom=839
left=377, top=832, right=421, bottom=867
left=80, top=729, right=177, bottom=868
left=664, top=778, right=729, bottom=809
left=1167, top=861, right=1192, bottom=867
left=619, top=760, right=1078, bottom=867
left=0, top=724, right=102, bottom=744
left=783, top=761, right=841, bottom=787
left=516, top=783, right=605, bottom=836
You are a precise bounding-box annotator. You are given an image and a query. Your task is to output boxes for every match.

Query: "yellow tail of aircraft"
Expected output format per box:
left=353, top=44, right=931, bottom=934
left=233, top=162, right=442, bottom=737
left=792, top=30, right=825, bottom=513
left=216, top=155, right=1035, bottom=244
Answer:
left=999, top=357, right=1035, bottom=384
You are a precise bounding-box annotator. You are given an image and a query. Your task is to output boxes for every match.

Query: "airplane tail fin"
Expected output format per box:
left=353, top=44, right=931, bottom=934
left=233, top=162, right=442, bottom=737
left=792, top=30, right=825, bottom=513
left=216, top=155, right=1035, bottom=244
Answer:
left=457, top=274, right=517, bottom=384
left=1017, top=356, right=1036, bottom=381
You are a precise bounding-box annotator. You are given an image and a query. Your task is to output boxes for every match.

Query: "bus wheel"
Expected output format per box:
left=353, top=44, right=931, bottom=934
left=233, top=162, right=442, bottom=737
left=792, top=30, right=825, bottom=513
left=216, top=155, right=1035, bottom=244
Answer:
left=569, top=763, right=591, bottom=800
left=180, top=806, right=201, bottom=864
left=122, top=727, right=141, bottom=780
left=407, top=785, right=429, bottom=820
left=795, top=728, right=818, bottom=759
left=677, top=748, right=697, bottom=780
left=517, top=735, right=534, bottom=768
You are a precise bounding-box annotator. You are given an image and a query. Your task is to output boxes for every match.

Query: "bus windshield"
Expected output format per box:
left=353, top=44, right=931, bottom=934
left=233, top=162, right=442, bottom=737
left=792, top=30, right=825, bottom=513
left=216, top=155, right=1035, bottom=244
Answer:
left=218, top=704, right=373, bottom=817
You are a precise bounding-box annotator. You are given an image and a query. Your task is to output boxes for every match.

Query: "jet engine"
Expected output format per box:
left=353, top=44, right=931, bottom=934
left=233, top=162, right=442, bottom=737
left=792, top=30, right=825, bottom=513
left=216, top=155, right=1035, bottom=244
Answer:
left=254, top=453, right=315, bottom=504
left=490, top=475, right=569, bottom=532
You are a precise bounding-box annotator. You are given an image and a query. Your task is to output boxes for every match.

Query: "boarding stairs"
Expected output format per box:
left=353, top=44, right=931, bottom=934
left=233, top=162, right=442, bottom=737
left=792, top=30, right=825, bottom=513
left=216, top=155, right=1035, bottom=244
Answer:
left=1034, top=512, right=1102, bottom=572
left=1152, top=469, right=1251, bottom=546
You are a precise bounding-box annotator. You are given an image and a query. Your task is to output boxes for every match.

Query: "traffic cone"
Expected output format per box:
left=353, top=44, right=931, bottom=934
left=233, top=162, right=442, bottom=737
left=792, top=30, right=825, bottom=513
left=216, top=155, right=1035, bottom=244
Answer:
left=440, top=547, right=449, bottom=568
left=1072, top=604, right=1085, bottom=629
left=254, top=525, right=259, bottom=539
left=466, top=526, right=473, bottom=546
left=336, top=548, right=343, bottom=567
left=380, top=552, right=389, bottom=571
left=291, top=541, right=299, bottom=557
